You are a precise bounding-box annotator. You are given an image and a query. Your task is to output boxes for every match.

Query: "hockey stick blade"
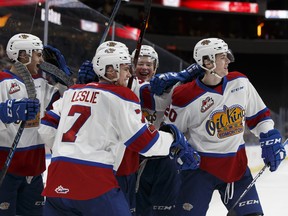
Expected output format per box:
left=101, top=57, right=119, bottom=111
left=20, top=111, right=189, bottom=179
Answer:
left=0, top=62, right=36, bottom=187
left=39, top=62, right=74, bottom=87
left=14, top=62, right=36, bottom=99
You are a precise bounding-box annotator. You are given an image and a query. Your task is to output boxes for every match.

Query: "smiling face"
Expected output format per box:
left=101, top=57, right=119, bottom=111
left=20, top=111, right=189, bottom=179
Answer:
left=19, top=49, right=44, bottom=75
left=134, top=56, right=157, bottom=81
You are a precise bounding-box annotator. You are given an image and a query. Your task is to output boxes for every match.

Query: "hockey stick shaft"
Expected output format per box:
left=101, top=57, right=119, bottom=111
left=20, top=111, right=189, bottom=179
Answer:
left=227, top=138, right=288, bottom=216
left=0, top=62, right=36, bottom=187
left=0, top=121, right=26, bottom=186
left=127, top=0, right=152, bottom=89
left=99, top=0, right=122, bottom=45
left=226, top=164, right=268, bottom=216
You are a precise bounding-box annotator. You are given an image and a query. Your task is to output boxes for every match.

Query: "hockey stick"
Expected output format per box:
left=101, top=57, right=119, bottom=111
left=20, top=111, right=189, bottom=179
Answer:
left=99, top=0, right=122, bottom=45
left=227, top=138, right=288, bottom=216
left=39, top=62, right=74, bottom=87
left=0, top=62, right=36, bottom=187
left=127, top=0, right=152, bottom=89
left=226, top=164, right=268, bottom=216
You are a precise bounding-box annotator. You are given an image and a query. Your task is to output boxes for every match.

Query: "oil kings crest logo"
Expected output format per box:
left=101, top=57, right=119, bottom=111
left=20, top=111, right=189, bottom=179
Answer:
left=107, top=41, right=117, bottom=47
left=19, top=34, right=29, bottom=39
left=201, top=39, right=210, bottom=45
left=205, top=105, right=245, bottom=138
left=142, top=109, right=157, bottom=124
left=0, top=202, right=9, bottom=210
left=201, top=96, right=214, bottom=113
left=104, top=48, right=116, bottom=53
left=182, top=203, right=193, bottom=211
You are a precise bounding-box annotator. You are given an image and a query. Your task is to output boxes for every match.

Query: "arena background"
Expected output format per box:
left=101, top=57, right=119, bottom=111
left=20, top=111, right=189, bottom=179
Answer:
left=0, top=0, right=287, bottom=151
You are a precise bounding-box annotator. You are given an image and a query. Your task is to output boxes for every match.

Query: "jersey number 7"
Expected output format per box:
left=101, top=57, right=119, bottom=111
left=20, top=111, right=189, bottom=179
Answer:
left=62, top=105, right=91, bottom=142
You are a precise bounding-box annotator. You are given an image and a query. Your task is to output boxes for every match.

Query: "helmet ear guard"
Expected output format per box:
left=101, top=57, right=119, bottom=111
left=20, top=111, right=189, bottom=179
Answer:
left=6, top=33, right=43, bottom=65
left=92, top=47, right=131, bottom=83
left=131, top=45, right=159, bottom=69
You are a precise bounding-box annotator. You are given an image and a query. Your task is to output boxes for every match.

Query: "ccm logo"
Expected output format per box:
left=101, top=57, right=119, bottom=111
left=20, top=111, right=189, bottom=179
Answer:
left=260, top=138, right=281, bottom=146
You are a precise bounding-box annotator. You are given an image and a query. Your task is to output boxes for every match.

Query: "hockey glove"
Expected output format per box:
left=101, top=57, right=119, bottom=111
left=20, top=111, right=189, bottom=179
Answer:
left=150, top=63, right=204, bottom=96
left=43, top=45, right=72, bottom=77
left=259, top=129, right=286, bottom=172
left=174, top=145, right=200, bottom=170
left=159, top=123, right=200, bottom=170
left=0, top=98, right=40, bottom=124
left=77, top=60, right=98, bottom=84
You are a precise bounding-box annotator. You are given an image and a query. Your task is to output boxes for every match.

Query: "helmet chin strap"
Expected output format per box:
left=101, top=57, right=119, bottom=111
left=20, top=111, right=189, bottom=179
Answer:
left=201, top=63, right=223, bottom=79
left=102, top=72, right=120, bottom=84
left=18, top=56, right=32, bottom=66
left=210, top=70, right=223, bottom=79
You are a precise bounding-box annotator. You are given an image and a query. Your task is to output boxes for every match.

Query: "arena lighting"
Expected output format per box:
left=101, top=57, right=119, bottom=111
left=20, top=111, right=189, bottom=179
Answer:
left=180, top=0, right=259, bottom=13
left=257, top=22, right=264, bottom=37
left=109, top=26, right=140, bottom=40
left=162, top=0, right=180, bottom=7
left=265, top=10, right=288, bottom=19
left=133, top=0, right=259, bottom=13
left=0, top=0, right=45, bottom=6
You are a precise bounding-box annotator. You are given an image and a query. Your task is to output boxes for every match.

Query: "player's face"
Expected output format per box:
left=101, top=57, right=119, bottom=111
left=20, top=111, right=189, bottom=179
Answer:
left=134, top=56, right=156, bottom=81
left=26, top=49, right=44, bottom=75
left=115, top=63, right=131, bottom=87
left=214, top=52, right=230, bottom=77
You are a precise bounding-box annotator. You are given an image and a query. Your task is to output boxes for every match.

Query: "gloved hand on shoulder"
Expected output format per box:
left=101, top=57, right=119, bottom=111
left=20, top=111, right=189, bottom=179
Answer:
left=259, top=129, right=286, bottom=172
left=150, top=63, right=204, bottom=96
left=77, top=60, right=99, bottom=84
left=0, top=98, right=40, bottom=124
left=159, top=123, right=200, bottom=170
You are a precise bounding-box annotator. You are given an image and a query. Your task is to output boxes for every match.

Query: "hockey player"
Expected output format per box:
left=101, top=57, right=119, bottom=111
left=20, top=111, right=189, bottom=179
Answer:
left=83, top=42, right=202, bottom=215
left=38, top=46, right=199, bottom=216
left=76, top=41, right=138, bottom=214
left=164, top=37, right=286, bottom=216
left=130, top=45, right=182, bottom=216
left=0, top=33, right=61, bottom=215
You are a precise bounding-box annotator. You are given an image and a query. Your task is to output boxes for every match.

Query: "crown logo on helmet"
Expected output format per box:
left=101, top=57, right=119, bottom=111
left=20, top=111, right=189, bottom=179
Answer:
left=201, top=39, right=211, bottom=45
left=19, top=34, right=29, bottom=39
left=107, top=41, right=117, bottom=47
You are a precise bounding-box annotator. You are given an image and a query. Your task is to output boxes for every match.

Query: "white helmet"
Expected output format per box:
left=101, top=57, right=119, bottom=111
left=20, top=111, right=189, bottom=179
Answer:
left=6, top=33, right=43, bottom=64
left=193, top=38, right=228, bottom=66
left=92, top=47, right=131, bottom=82
left=131, top=45, right=159, bottom=69
left=96, top=41, right=129, bottom=54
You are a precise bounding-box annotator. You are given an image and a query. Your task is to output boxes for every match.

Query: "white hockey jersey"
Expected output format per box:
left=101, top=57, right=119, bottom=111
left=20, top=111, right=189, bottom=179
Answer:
left=0, top=70, right=60, bottom=176
left=116, top=77, right=175, bottom=176
left=131, top=77, right=174, bottom=128
left=38, top=82, right=174, bottom=200
left=164, top=71, right=274, bottom=183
